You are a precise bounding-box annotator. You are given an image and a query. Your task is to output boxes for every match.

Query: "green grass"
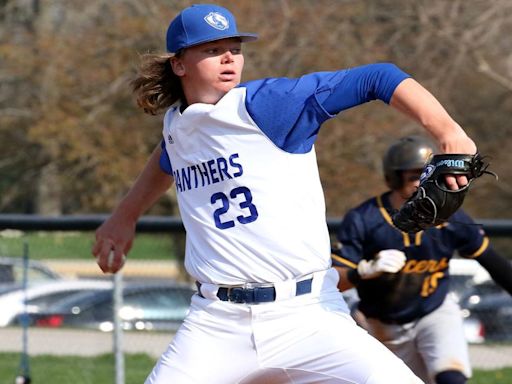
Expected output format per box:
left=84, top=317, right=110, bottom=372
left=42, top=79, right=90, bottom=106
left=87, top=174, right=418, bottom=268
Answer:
left=0, top=353, right=155, bottom=384
left=0, top=352, right=510, bottom=383
left=471, top=368, right=512, bottom=383
left=0, top=232, right=182, bottom=261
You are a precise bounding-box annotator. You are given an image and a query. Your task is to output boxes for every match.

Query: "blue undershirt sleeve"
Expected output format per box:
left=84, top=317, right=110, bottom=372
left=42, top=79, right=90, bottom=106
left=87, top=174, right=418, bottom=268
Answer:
left=320, top=63, right=410, bottom=115
left=159, top=139, right=173, bottom=175
left=242, top=63, right=410, bottom=153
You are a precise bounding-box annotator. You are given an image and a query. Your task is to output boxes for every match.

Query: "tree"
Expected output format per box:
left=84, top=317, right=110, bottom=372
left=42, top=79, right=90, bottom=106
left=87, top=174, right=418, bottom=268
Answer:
left=0, top=0, right=510, bottom=220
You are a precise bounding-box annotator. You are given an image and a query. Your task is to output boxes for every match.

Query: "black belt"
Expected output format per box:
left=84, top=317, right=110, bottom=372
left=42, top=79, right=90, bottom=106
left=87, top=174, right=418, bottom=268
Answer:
left=196, top=278, right=313, bottom=304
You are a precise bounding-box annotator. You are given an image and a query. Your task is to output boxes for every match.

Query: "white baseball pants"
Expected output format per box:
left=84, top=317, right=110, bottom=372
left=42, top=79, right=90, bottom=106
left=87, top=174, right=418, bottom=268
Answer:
left=365, top=295, right=471, bottom=384
left=145, top=268, right=423, bottom=384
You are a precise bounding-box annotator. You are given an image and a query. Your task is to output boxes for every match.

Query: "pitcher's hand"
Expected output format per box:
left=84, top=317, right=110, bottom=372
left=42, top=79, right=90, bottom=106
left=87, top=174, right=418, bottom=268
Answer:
left=92, top=214, right=135, bottom=273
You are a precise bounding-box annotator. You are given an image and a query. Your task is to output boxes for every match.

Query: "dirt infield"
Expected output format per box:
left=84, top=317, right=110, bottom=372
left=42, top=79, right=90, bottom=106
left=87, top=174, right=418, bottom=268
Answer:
left=1, top=328, right=512, bottom=369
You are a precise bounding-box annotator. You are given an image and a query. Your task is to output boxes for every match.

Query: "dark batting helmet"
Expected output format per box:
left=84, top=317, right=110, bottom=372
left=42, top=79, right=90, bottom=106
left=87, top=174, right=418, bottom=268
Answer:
left=383, top=135, right=436, bottom=189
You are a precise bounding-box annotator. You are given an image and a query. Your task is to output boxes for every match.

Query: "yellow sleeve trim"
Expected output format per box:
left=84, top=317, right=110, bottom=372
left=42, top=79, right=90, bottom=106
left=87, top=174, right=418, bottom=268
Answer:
left=331, top=253, right=357, bottom=269
left=377, top=194, right=420, bottom=247
left=376, top=194, right=394, bottom=226
left=468, top=236, right=490, bottom=259
left=414, top=231, right=426, bottom=246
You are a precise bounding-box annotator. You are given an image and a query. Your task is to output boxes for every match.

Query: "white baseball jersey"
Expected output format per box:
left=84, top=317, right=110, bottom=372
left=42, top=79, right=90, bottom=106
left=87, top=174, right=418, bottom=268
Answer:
left=160, top=63, right=409, bottom=285
left=162, top=88, right=329, bottom=284
left=147, top=64, right=425, bottom=384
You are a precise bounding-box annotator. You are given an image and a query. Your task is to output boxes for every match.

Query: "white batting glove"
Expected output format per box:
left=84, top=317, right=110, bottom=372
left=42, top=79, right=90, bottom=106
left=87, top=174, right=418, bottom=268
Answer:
left=357, top=250, right=406, bottom=279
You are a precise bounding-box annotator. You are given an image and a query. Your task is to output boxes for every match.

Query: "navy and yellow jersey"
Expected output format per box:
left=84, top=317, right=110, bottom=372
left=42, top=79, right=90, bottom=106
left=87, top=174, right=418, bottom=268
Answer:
left=332, top=191, right=490, bottom=324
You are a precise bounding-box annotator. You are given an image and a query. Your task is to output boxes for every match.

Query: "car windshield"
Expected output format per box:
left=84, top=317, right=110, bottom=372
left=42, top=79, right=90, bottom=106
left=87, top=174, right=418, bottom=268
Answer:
left=46, top=283, right=194, bottom=313
left=0, top=258, right=60, bottom=284
left=27, top=289, right=104, bottom=310
left=49, top=290, right=109, bottom=312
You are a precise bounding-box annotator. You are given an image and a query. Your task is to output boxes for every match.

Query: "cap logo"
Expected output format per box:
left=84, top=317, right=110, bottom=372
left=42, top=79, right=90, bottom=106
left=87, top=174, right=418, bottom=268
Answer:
left=204, top=12, right=229, bottom=30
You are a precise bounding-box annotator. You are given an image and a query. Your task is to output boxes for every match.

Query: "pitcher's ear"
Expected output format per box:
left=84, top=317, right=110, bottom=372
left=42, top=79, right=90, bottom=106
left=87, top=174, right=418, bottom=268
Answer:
left=170, top=57, right=185, bottom=76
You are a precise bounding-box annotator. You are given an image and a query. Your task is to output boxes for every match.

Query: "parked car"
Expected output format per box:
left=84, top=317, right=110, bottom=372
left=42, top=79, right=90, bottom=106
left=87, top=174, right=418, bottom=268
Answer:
left=24, top=281, right=196, bottom=332
left=448, top=258, right=491, bottom=303
left=459, top=281, right=512, bottom=341
left=0, top=256, right=61, bottom=293
left=461, top=316, right=485, bottom=344
left=0, top=279, right=112, bottom=327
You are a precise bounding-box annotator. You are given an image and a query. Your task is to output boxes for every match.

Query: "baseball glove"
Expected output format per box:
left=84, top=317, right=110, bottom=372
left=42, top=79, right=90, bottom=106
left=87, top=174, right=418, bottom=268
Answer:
left=392, top=153, right=496, bottom=233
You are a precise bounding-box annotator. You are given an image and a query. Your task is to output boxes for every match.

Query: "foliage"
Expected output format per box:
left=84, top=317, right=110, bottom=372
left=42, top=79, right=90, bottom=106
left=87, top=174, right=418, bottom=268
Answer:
left=0, top=0, right=511, bottom=218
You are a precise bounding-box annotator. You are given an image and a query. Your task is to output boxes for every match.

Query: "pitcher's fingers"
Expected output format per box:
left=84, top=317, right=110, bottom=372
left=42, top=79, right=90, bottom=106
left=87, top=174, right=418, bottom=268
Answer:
left=108, top=248, right=126, bottom=273
left=456, top=174, right=468, bottom=188
left=96, top=242, right=115, bottom=273
left=91, top=238, right=103, bottom=257
left=93, top=236, right=113, bottom=257
left=111, top=254, right=127, bottom=274
left=107, top=249, right=115, bottom=270
left=444, top=175, right=459, bottom=191
left=124, top=239, right=133, bottom=256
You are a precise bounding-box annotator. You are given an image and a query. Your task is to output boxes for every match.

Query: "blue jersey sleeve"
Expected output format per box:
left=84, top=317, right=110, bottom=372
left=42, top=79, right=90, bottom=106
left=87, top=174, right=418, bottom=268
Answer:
left=242, top=63, right=409, bottom=154
left=159, top=139, right=173, bottom=175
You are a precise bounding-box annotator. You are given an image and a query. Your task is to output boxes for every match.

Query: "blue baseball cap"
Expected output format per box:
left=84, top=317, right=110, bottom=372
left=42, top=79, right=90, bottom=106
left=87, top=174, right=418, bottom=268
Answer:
left=166, top=4, right=258, bottom=53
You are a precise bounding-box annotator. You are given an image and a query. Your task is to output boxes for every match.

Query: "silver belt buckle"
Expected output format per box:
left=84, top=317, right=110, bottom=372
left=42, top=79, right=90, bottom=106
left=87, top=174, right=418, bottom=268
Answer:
left=219, top=283, right=244, bottom=299
left=243, top=281, right=274, bottom=289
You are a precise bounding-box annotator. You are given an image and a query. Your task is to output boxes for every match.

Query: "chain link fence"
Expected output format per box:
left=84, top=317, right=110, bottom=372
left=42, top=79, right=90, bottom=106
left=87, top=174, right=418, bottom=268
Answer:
left=0, top=215, right=511, bottom=383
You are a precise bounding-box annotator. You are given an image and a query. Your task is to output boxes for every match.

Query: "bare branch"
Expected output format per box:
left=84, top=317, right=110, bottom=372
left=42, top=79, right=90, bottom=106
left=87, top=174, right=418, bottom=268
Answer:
left=0, top=108, right=33, bottom=118
left=474, top=52, right=512, bottom=91
left=79, top=73, right=133, bottom=108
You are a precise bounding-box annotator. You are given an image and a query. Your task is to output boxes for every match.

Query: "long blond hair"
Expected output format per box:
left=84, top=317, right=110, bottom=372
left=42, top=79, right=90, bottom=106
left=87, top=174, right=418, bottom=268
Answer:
left=131, top=52, right=184, bottom=115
